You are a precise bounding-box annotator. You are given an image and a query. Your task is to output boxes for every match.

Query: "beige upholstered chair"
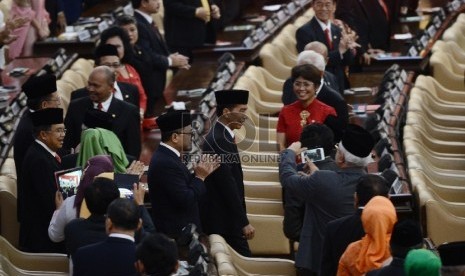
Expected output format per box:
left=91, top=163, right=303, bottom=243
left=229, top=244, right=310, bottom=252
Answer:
left=0, top=235, right=68, bottom=273
left=429, top=50, right=465, bottom=91
left=209, top=234, right=296, bottom=276
left=426, top=200, right=465, bottom=246
left=244, top=182, right=282, bottom=201
left=259, top=44, right=293, bottom=80
left=246, top=199, right=284, bottom=216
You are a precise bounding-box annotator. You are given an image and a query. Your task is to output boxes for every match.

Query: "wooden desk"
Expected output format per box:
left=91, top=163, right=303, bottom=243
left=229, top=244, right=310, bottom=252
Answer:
left=163, top=61, right=245, bottom=105
left=193, top=0, right=312, bottom=62
left=1, top=57, right=50, bottom=92
left=34, top=37, right=98, bottom=60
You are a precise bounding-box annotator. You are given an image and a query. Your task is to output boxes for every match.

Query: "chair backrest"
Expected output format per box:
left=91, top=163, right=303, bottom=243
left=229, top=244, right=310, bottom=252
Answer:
left=259, top=44, right=292, bottom=79
left=70, top=58, right=94, bottom=76
left=56, top=80, right=75, bottom=116
left=432, top=40, right=465, bottom=65
left=60, top=70, right=86, bottom=90
left=425, top=200, right=465, bottom=245
left=0, top=235, right=69, bottom=273
left=247, top=214, right=290, bottom=255
left=244, top=182, right=281, bottom=200
left=246, top=199, right=284, bottom=216
left=243, top=66, right=285, bottom=91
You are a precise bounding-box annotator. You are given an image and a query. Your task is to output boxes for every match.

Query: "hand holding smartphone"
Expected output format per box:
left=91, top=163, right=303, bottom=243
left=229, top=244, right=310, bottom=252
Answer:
left=301, top=148, right=325, bottom=163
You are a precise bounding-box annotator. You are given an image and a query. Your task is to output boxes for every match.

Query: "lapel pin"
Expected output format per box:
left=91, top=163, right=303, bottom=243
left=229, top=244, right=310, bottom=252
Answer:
left=112, top=114, right=116, bottom=118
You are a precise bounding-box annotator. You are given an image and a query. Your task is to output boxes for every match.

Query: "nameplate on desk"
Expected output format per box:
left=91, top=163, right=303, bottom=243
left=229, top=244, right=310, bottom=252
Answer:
left=427, top=25, right=436, bottom=37
left=123, top=3, right=134, bottom=15
left=400, top=70, right=407, bottom=82
left=227, top=60, right=236, bottom=73
left=452, top=0, right=461, bottom=10
left=98, top=21, right=109, bottom=33
left=420, top=35, right=429, bottom=47
left=408, top=46, right=418, bottom=57
left=264, top=19, right=275, bottom=32
left=343, top=87, right=372, bottom=95
left=255, top=28, right=266, bottom=40
left=433, top=15, right=442, bottom=28
left=55, top=55, right=64, bottom=67
left=287, top=2, right=296, bottom=13
left=77, top=30, right=91, bottom=41
left=277, top=10, right=286, bottom=21
left=390, top=177, right=403, bottom=194
left=242, top=37, right=254, bottom=48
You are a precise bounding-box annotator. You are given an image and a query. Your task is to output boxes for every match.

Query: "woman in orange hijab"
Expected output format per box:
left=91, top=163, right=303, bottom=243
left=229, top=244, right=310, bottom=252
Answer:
left=337, top=196, right=397, bottom=276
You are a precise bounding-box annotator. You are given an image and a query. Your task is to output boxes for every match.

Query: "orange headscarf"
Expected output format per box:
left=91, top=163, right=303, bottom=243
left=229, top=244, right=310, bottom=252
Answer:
left=337, top=196, right=397, bottom=276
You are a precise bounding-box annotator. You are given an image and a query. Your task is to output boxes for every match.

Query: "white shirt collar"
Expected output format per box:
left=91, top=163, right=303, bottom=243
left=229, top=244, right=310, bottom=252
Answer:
left=93, top=94, right=113, bottom=112
left=316, top=17, right=331, bottom=32
left=316, top=78, right=324, bottom=95
left=35, top=139, right=57, bottom=157
left=218, top=121, right=235, bottom=139
left=160, top=142, right=181, bottom=157
left=109, top=233, right=135, bottom=242
left=135, top=9, right=153, bottom=24
left=113, top=82, right=123, bottom=101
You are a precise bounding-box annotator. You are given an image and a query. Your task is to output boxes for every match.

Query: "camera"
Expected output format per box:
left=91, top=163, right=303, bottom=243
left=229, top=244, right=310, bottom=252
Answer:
left=301, top=148, right=325, bottom=163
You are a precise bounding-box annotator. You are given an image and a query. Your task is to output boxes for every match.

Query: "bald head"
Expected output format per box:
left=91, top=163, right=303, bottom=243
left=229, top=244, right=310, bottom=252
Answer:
left=304, top=41, right=329, bottom=60
left=87, top=66, right=116, bottom=103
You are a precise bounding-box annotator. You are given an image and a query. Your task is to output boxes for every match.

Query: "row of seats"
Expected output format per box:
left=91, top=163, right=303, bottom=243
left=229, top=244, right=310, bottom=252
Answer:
left=404, top=15, right=465, bottom=246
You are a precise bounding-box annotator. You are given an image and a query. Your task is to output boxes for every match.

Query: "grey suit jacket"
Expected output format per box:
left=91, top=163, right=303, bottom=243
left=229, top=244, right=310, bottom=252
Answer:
left=279, top=149, right=365, bottom=272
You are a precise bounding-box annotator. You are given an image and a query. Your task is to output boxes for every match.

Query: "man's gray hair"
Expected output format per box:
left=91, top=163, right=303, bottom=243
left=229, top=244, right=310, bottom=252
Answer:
left=297, top=50, right=326, bottom=71
left=338, top=141, right=371, bottom=167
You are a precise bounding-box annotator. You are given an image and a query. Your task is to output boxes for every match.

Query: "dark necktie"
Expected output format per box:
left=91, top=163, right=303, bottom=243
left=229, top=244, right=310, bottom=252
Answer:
left=324, top=28, right=333, bottom=50
left=378, top=0, right=390, bottom=21
left=55, top=154, right=61, bottom=163
left=151, top=22, right=164, bottom=42
left=97, top=102, right=103, bottom=111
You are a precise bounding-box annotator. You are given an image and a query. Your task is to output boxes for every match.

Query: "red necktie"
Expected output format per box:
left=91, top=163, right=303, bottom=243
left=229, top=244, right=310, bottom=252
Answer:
left=324, top=28, right=333, bottom=50
left=55, top=154, right=61, bottom=163
left=378, top=0, right=390, bottom=21
left=97, top=102, right=103, bottom=111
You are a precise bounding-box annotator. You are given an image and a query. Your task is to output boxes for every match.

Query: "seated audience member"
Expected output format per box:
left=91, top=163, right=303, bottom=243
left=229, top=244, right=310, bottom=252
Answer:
left=295, top=0, right=354, bottom=90
left=135, top=233, right=179, bottom=276
left=100, top=26, right=147, bottom=115
left=320, top=174, right=390, bottom=276
left=70, top=43, right=140, bottom=109
left=48, top=155, right=114, bottom=243
left=63, top=66, right=141, bottom=158
left=367, top=219, right=424, bottom=276
left=282, top=50, right=348, bottom=141
left=404, top=249, right=441, bottom=276
left=277, top=64, right=337, bottom=151
left=19, top=108, right=65, bottom=253
left=279, top=123, right=375, bottom=274
left=283, top=123, right=338, bottom=241
left=64, top=177, right=120, bottom=256
left=338, top=196, right=397, bottom=276
left=73, top=198, right=142, bottom=276
left=438, top=241, right=465, bottom=276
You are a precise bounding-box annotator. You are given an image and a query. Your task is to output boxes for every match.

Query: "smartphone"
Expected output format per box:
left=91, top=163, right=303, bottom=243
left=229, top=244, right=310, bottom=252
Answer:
left=301, top=148, right=325, bottom=163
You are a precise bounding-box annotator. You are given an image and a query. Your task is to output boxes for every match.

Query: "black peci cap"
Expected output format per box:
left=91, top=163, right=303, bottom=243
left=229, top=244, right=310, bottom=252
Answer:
left=156, top=110, right=192, bottom=132
left=215, top=89, right=249, bottom=105
left=31, top=108, right=63, bottom=127
left=22, top=74, right=57, bottom=99
left=341, top=124, right=374, bottom=158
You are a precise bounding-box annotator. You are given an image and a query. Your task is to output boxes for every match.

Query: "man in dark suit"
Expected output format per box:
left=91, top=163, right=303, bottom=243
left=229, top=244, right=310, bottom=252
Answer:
left=279, top=124, right=374, bottom=275
left=148, top=110, right=218, bottom=238
left=281, top=53, right=348, bottom=141
left=131, top=0, right=190, bottom=117
left=73, top=198, right=141, bottom=276
left=336, top=0, right=390, bottom=53
left=13, top=75, right=60, bottom=222
left=163, top=0, right=221, bottom=59
left=319, top=174, right=390, bottom=276
left=63, top=66, right=141, bottom=158
left=202, top=90, right=255, bottom=257
left=70, top=44, right=140, bottom=109
left=64, top=177, right=120, bottom=256
left=296, top=0, right=353, bottom=90
left=19, top=108, right=65, bottom=253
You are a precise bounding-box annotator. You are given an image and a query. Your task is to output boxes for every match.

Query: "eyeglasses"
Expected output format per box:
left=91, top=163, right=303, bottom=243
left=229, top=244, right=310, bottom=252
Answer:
left=102, top=62, right=122, bottom=68
left=47, top=128, right=67, bottom=135
left=313, top=1, right=333, bottom=9
left=293, top=81, right=314, bottom=89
